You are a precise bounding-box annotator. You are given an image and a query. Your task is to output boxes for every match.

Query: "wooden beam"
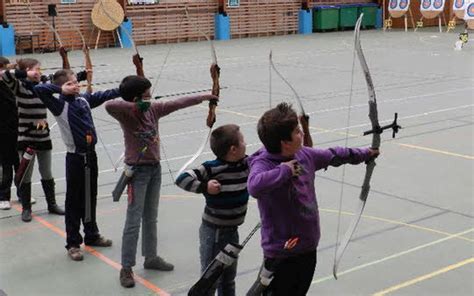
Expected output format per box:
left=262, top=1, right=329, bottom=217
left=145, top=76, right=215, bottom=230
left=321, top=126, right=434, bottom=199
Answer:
left=0, top=0, right=6, bottom=24
left=302, top=0, right=309, bottom=10
left=218, top=0, right=226, bottom=15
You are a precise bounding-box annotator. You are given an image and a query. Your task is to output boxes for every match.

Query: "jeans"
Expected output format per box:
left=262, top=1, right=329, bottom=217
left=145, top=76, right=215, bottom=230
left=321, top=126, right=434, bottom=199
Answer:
left=121, top=164, right=161, bottom=268
left=199, top=223, right=239, bottom=296
left=18, top=149, right=53, bottom=183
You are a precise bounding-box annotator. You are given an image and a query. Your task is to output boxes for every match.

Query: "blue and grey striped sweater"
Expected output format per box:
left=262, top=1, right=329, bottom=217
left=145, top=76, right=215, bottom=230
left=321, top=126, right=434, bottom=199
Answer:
left=176, top=157, right=249, bottom=227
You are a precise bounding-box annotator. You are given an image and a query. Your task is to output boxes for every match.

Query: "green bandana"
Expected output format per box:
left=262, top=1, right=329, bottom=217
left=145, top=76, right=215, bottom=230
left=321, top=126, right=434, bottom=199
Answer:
left=136, top=99, right=151, bottom=113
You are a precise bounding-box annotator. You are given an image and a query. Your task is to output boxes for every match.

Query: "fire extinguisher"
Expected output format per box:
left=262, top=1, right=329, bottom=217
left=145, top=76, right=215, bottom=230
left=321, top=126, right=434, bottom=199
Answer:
left=15, top=147, right=36, bottom=187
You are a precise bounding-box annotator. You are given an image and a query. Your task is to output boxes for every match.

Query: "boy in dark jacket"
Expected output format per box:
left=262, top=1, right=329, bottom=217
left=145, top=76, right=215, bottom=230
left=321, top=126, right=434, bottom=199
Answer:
left=34, top=69, right=119, bottom=261
left=247, top=103, right=379, bottom=295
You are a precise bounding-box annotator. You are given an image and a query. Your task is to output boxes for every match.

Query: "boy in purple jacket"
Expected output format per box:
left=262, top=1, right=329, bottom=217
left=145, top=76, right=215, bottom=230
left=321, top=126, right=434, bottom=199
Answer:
left=105, top=75, right=218, bottom=288
left=247, top=103, right=379, bottom=295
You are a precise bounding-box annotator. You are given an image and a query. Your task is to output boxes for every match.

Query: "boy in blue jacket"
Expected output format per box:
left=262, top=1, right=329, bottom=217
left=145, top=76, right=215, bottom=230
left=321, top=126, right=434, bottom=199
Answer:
left=247, top=103, right=379, bottom=295
left=35, top=69, right=120, bottom=261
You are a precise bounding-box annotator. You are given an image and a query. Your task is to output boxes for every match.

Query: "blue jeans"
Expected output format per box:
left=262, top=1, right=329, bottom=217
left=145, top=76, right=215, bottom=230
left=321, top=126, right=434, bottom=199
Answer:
left=199, top=223, right=239, bottom=296
left=121, top=164, right=161, bottom=268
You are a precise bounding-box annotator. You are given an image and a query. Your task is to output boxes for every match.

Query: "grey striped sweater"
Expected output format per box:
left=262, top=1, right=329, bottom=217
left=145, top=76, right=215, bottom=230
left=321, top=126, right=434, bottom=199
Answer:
left=176, top=157, right=249, bottom=228
left=2, top=70, right=51, bottom=151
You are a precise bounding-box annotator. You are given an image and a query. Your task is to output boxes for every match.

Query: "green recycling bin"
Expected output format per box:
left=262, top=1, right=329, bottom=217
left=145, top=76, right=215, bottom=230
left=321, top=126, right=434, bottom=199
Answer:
left=339, top=4, right=359, bottom=29
left=313, top=5, right=339, bottom=31
left=358, top=3, right=378, bottom=28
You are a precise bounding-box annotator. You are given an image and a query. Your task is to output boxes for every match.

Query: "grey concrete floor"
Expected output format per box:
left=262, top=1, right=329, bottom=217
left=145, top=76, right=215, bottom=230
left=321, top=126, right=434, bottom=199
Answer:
left=0, top=26, right=473, bottom=296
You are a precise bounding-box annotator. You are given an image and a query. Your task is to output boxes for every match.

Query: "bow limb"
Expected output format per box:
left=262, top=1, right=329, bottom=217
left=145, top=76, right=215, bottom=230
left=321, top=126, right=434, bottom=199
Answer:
left=64, top=8, right=94, bottom=93
left=83, top=46, right=94, bottom=93
left=184, top=7, right=219, bottom=128
left=27, top=4, right=69, bottom=69
left=59, top=47, right=71, bottom=70
left=175, top=7, right=220, bottom=178
left=96, top=0, right=144, bottom=77
left=333, top=14, right=380, bottom=279
left=269, top=51, right=313, bottom=147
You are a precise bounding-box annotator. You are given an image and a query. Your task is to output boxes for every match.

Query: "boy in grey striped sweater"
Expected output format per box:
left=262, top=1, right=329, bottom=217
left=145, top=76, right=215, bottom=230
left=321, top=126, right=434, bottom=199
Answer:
left=176, top=124, right=249, bottom=296
left=1, top=58, right=64, bottom=221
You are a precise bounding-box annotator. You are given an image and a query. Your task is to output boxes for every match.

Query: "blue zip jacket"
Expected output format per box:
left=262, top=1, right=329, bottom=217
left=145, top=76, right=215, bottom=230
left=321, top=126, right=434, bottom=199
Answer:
left=34, top=83, right=120, bottom=154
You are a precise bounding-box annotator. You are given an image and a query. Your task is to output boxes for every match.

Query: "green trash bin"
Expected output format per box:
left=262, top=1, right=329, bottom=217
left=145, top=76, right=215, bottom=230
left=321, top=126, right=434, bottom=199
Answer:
left=339, top=4, right=359, bottom=30
left=358, top=3, right=379, bottom=29
left=313, top=5, right=339, bottom=31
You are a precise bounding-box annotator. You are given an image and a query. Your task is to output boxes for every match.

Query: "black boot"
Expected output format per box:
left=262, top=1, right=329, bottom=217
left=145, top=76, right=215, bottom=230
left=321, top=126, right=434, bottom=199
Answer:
left=19, top=182, right=32, bottom=222
left=41, top=179, right=64, bottom=215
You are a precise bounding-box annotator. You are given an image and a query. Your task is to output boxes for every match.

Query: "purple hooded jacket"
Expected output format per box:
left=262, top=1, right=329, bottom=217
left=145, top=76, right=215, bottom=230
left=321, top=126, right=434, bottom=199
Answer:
left=248, top=146, right=371, bottom=258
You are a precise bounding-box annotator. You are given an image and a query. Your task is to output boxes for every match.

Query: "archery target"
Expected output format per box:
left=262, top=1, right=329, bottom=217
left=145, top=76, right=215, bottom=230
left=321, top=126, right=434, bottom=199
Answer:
left=389, top=0, right=410, bottom=18
left=91, top=0, right=125, bottom=31
left=421, top=0, right=432, bottom=10
left=465, top=1, right=474, bottom=29
left=420, top=0, right=445, bottom=18
left=454, top=0, right=467, bottom=18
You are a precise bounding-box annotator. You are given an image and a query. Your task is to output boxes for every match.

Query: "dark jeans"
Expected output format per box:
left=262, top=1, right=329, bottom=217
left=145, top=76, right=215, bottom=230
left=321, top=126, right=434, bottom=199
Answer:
left=263, top=250, right=317, bottom=296
left=199, top=223, right=239, bottom=296
left=65, top=152, right=100, bottom=249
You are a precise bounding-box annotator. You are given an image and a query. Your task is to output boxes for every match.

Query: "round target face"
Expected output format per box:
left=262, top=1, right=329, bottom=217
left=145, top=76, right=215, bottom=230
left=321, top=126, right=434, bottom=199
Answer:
left=455, top=0, right=464, bottom=9
left=433, top=0, right=443, bottom=9
left=468, top=3, right=474, bottom=16
left=390, top=0, right=398, bottom=9
left=400, top=0, right=409, bottom=9
left=422, top=0, right=431, bottom=9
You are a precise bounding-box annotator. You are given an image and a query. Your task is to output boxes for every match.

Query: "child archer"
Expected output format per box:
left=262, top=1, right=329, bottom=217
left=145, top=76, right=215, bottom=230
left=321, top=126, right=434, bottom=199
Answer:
left=176, top=124, right=249, bottom=295
left=34, top=69, right=119, bottom=261
left=105, top=75, right=218, bottom=288
left=247, top=103, right=379, bottom=295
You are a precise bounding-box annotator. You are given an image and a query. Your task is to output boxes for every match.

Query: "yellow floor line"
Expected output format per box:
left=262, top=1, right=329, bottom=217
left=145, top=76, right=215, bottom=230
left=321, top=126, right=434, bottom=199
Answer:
left=397, top=143, right=474, bottom=160
left=311, top=228, right=474, bottom=285
left=321, top=208, right=473, bottom=242
left=372, top=257, right=474, bottom=295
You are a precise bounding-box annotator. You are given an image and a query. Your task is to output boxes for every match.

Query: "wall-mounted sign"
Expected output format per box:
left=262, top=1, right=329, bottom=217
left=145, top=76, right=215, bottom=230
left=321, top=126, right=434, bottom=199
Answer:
left=60, top=0, right=76, bottom=3
left=228, top=0, right=240, bottom=8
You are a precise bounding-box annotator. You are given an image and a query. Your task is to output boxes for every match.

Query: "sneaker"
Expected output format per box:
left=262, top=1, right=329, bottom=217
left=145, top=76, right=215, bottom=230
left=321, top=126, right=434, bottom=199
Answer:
left=0, top=201, right=11, bottom=210
left=84, top=236, right=113, bottom=247
left=21, top=209, right=32, bottom=222
left=68, top=247, right=84, bottom=261
left=120, top=267, right=135, bottom=288
left=144, top=256, right=174, bottom=271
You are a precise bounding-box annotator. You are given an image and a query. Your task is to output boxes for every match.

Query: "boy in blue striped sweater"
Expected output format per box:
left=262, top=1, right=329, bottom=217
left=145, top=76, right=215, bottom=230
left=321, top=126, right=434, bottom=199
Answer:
left=176, top=124, right=249, bottom=296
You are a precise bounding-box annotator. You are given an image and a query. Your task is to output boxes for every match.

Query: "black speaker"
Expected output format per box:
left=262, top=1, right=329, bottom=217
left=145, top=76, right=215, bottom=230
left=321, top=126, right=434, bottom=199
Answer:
left=48, top=4, right=57, bottom=17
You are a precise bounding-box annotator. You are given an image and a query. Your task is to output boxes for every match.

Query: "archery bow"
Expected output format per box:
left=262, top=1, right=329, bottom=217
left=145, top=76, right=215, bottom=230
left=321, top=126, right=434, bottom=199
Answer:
left=26, top=4, right=70, bottom=69
left=332, top=14, right=400, bottom=279
left=64, top=7, right=93, bottom=93
left=269, top=51, right=313, bottom=147
left=176, top=6, right=220, bottom=177
left=96, top=0, right=144, bottom=77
